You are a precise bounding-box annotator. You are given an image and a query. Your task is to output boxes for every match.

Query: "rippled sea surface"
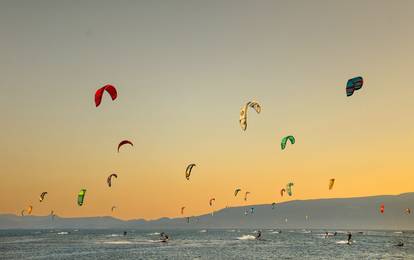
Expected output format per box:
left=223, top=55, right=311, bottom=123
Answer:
left=1, top=229, right=414, bottom=259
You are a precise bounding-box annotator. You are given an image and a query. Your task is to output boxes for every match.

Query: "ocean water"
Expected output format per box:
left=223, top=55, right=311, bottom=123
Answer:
left=1, top=229, right=413, bottom=259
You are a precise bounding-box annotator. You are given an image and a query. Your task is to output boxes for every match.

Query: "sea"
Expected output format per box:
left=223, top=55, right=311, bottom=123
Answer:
left=1, top=229, right=413, bottom=259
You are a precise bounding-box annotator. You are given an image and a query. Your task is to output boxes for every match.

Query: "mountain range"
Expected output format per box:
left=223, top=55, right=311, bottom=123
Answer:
left=1, top=193, right=414, bottom=230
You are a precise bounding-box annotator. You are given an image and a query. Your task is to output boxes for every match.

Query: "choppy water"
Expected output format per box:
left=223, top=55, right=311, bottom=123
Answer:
left=1, top=229, right=414, bottom=259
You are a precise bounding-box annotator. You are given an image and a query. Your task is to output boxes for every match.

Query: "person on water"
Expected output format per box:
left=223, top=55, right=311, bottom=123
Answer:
left=123, top=231, right=127, bottom=236
left=160, top=232, right=169, bottom=242
left=396, top=241, right=404, bottom=247
left=255, top=230, right=262, bottom=240
left=347, top=232, right=352, bottom=244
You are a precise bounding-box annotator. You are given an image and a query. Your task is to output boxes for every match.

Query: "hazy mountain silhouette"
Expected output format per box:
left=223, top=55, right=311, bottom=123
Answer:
left=2, top=193, right=414, bottom=230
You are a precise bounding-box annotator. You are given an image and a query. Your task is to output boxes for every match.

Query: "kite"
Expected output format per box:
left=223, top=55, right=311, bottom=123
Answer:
left=77, top=189, right=87, bottom=206
left=185, top=164, right=196, bottom=180
left=118, top=140, right=133, bottom=152
left=39, top=192, right=48, bottom=202
left=95, top=84, right=117, bottom=107
left=329, top=179, right=335, bottom=190
left=239, top=101, right=261, bottom=131
left=244, top=191, right=250, bottom=201
left=181, top=206, right=185, bottom=215
left=280, top=188, right=286, bottom=197
left=286, top=183, right=294, bottom=196
left=346, top=77, right=363, bottom=97
left=234, top=188, right=241, bottom=197
left=107, top=173, right=118, bottom=187
left=281, top=136, right=295, bottom=150
left=209, top=198, right=215, bottom=206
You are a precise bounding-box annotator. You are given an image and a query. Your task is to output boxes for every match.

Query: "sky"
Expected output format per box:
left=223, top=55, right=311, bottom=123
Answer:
left=1, top=0, right=414, bottom=220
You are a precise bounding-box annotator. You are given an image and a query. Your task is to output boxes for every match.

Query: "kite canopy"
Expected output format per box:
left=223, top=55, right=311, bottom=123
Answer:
left=39, top=192, right=48, bottom=202
left=286, top=183, right=294, bottom=196
left=107, top=173, right=118, bottom=187
left=77, top=189, right=87, bottom=206
left=209, top=198, right=216, bottom=206
left=185, top=164, right=196, bottom=180
left=346, top=77, right=363, bottom=97
left=111, top=206, right=116, bottom=212
left=234, top=188, right=241, bottom=197
left=27, top=205, right=33, bottom=215
left=118, top=140, right=133, bottom=152
left=280, top=188, right=286, bottom=197
left=239, top=101, right=261, bottom=131
left=95, top=84, right=117, bottom=107
left=272, top=202, right=276, bottom=209
left=181, top=206, right=185, bottom=215
left=281, top=136, right=295, bottom=150
left=329, top=179, right=335, bottom=190
left=244, top=191, right=250, bottom=201
left=380, top=203, right=385, bottom=214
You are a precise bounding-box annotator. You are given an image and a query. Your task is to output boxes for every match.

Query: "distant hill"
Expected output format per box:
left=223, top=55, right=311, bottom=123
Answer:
left=2, top=193, right=414, bottom=230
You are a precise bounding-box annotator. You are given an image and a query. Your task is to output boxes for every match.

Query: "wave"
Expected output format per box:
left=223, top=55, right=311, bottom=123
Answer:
left=199, top=230, right=207, bottom=233
left=57, top=232, right=69, bottom=235
left=147, top=232, right=160, bottom=235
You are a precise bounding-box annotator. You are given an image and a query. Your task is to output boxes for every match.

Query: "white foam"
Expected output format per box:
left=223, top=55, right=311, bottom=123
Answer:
left=57, top=232, right=68, bottom=235
left=199, top=230, right=207, bottom=233
left=103, top=241, right=132, bottom=244
left=147, top=232, right=160, bottom=235
left=336, top=240, right=354, bottom=244
left=237, top=235, right=256, bottom=240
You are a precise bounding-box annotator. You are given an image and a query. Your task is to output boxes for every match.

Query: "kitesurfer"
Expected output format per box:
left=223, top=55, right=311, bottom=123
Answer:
left=347, top=233, right=352, bottom=244
left=160, top=232, right=169, bottom=242
left=396, top=241, right=404, bottom=247
left=255, top=230, right=262, bottom=240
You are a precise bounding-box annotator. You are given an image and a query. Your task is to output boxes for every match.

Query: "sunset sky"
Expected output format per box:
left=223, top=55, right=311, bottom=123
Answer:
left=1, top=1, right=414, bottom=220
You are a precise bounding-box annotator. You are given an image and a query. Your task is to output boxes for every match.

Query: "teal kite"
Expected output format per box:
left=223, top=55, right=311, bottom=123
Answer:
left=346, top=77, right=363, bottom=97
